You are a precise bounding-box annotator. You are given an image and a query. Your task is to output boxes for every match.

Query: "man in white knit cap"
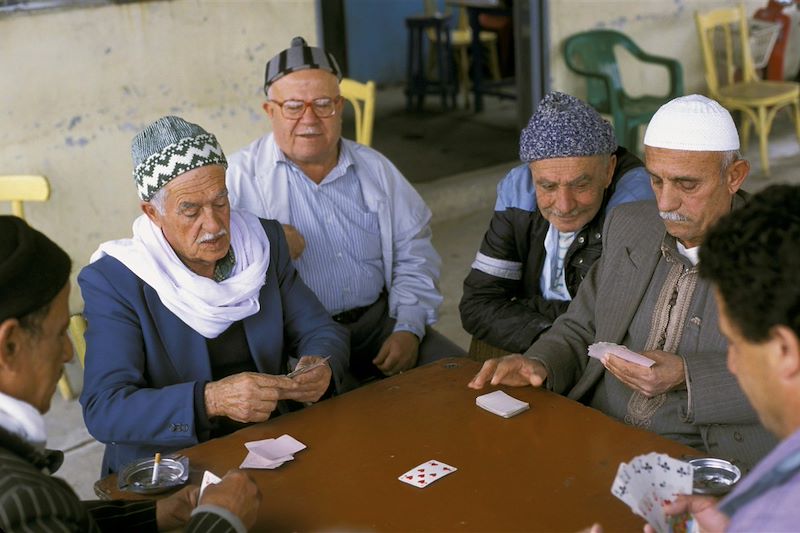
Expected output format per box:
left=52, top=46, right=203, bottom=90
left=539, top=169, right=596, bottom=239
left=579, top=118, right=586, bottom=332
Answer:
left=469, top=95, right=776, bottom=472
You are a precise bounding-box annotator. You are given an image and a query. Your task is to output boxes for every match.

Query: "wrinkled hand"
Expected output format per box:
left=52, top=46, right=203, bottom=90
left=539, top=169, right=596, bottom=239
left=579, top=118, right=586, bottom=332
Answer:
left=205, top=372, right=298, bottom=423
left=643, top=494, right=727, bottom=533
left=602, top=349, right=685, bottom=397
left=282, top=224, right=306, bottom=260
left=155, top=485, right=198, bottom=531
left=280, top=355, right=332, bottom=403
left=373, top=331, right=419, bottom=375
left=199, top=469, right=261, bottom=531
left=468, top=353, right=548, bottom=389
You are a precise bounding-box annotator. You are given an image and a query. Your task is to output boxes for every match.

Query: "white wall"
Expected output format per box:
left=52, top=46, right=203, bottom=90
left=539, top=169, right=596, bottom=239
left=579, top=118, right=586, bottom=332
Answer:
left=550, top=0, right=765, bottom=98
left=0, top=0, right=316, bottom=309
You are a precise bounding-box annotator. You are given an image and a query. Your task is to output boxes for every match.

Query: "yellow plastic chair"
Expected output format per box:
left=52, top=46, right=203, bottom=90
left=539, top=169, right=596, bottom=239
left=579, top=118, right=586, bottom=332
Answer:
left=0, top=175, right=50, bottom=218
left=695, top=4, right=800, bottom=176
left=423, top=1, right=501, bottom=108
left=340, top=77, right=376, bottom=147
left=68, top=313, right=87, bottom=370
left=0, top=175, right=77, bottom=399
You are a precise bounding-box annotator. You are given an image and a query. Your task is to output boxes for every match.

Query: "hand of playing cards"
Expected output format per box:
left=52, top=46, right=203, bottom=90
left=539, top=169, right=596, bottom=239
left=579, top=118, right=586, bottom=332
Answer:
left=611, top=453, right=694, bottom=533
left=589, top=342, right=655, bottom=367
left=240, top=434, right=306, bottom=469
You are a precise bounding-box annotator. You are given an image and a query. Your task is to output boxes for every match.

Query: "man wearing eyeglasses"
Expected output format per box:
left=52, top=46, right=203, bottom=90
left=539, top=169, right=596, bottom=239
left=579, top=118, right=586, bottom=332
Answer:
left=226, top=37, right=464, bottom=387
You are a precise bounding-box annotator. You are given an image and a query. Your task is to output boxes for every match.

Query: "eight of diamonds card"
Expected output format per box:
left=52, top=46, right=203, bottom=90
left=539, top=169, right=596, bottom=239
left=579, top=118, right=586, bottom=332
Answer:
left=398, top=460, right=458, bottom=488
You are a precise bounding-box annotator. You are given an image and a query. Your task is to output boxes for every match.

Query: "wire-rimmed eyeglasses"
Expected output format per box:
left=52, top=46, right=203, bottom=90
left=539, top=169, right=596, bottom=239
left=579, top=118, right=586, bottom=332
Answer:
left=269, top=96, right=341, bottom=119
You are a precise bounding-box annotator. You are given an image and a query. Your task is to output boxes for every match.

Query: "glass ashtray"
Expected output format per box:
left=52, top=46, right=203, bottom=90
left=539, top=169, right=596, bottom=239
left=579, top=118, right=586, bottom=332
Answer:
left=118, top=454, right=189, bottom=494
left=689, top=457, right=741, bottom=496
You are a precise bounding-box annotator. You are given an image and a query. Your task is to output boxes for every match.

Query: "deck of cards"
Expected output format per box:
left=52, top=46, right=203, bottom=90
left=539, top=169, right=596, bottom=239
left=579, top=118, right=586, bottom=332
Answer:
left=611, top=453, right=693, bottom=533
left=240, top=434, right=306, bottom=469
left=398, top=459, right=458, bottom=488
left=476, top=390, right=530, bottom=418
left=589, top=342, right=655, bottom=367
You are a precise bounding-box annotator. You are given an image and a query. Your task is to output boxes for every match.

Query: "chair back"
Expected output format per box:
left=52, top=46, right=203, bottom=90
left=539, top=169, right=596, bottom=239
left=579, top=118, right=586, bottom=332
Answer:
left=563, top=29, right=640, bottom=113
left=69, top=313, right=87, bottom=369
left=695, top=5, right=758, bottom=98
left=340, top=78, right=376, bottom=146
left=0, top=175, right=50, bottom=218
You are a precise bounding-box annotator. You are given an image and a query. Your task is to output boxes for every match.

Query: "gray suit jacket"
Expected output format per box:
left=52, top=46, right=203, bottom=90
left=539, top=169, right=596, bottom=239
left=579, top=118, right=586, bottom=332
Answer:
left=527, top=198, right=776, bottom=471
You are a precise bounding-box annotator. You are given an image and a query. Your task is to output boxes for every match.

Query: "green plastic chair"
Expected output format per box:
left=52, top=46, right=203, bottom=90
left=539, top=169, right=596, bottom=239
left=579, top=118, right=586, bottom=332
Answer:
left=563, top=29, right=684, bottom=153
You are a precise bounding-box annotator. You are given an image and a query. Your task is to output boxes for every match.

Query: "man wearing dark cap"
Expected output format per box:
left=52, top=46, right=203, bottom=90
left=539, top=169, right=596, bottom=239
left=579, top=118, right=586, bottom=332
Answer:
left=469, top=95, right=775, bottom=472
left=226, top=37, right=464, bottom=385
left=0, top=216, right=260, bottom=532
left=460, top=91, right=652, bottom=355
left=79, top=115, right=349, bottom=475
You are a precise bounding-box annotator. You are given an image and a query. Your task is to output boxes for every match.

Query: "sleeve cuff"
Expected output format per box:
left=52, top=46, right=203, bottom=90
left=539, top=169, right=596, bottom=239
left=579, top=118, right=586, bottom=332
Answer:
left=393, top=306, right=427, bottom=339
left=194, top=381, right=213, bottom=433
left=191, top=504, right=247, bottom=533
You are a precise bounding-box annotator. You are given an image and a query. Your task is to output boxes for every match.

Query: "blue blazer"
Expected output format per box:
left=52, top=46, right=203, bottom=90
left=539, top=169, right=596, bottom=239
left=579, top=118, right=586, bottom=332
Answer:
left=78, top=218, right=349, bottom=475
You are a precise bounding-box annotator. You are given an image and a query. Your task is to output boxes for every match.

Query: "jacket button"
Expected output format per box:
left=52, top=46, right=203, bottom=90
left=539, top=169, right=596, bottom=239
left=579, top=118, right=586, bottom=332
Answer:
left=734, top=431, right=743, bottom=442
left=595, top=233, right=601, bottom=239
left=182, top=424, right=189, bottom=431
left=169, top=424, right=177, bottom=432
left=578, top=236, right=585, bottom=244
left=577, top=258, right=583, bottom=264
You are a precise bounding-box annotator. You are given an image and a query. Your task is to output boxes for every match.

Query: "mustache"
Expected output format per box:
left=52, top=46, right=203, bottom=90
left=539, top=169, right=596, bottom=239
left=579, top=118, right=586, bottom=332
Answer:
left=545, top=208, right=582, bottom=218
left=659, top=211, right=689, bottom=222
left=197, top=229, right=228, bottom=244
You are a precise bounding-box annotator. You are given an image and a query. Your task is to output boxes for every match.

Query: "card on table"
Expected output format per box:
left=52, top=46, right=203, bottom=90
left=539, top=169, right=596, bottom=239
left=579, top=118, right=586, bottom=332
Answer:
left=475, top=390, right=530, bottom=418
left=588, top=342, right=655, bottom=368
left=199, top=470, right=222, bottom=501
left=398, top=460, right=457, bottom=488
left=610, top=453, right=693, bottom=533
left=240, top=434, right=306, bottom=470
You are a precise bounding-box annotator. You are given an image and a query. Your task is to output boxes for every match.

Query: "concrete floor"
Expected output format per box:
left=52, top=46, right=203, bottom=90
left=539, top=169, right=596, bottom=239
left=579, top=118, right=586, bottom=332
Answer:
left=45, top=90, right=800, bottom=500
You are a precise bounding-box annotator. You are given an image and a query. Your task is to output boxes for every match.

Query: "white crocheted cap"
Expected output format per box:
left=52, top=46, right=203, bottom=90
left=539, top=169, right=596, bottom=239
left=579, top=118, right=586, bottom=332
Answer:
left=644, top=94, right=740, bottom=151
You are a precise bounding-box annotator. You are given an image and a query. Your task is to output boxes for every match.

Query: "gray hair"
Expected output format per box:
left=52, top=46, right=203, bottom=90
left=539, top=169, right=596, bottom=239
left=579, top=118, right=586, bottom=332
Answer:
left=720, top=149, right=742, bottom=177
left=148, top=187, right=167, bottom=215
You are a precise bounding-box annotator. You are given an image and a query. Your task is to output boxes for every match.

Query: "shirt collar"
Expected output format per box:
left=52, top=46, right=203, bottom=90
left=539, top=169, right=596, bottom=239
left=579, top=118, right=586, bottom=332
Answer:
left=274, top=139, right=355, bottom=185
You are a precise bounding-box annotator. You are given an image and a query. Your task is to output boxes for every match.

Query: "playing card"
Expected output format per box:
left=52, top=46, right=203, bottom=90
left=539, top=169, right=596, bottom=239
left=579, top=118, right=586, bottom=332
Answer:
left=475, top=390, right=530, bottom=418
left=588, top=342, right=655, bottom=367
left=240, top=451, right=290, bottom=469
left=610, top=453, right=693, bottom=533
left=245, top=434, right=306, bottom=461
left=398, top=459, right=457, bottom=488
left=199, top=470, right=222, bottom=501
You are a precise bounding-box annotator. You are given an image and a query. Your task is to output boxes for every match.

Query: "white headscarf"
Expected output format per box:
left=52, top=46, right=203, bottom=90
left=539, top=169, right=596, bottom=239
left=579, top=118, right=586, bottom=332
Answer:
left=91, top=209, right=270, bottom=338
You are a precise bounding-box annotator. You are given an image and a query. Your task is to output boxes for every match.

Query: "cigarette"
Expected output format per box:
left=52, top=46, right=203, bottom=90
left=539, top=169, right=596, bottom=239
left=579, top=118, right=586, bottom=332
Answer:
left=151, top=452, right=161, bottom=485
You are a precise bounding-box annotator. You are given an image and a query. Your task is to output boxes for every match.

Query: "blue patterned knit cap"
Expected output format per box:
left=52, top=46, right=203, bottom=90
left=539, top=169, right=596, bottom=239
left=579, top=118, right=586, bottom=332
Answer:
left=519, top=91, right=617, bottom=162
left=131, top=116, right=227, bottom=201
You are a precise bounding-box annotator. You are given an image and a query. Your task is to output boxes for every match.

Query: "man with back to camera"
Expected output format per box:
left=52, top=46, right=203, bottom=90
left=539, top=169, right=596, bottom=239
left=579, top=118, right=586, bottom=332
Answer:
left=468, top=95, right=776, bottom=472
left=226, top=37, right=465, bottom=385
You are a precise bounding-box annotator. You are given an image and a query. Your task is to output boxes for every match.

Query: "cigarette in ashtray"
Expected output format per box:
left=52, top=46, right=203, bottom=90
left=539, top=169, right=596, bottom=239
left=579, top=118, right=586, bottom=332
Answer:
left=151, top=452, right=161, bottom=485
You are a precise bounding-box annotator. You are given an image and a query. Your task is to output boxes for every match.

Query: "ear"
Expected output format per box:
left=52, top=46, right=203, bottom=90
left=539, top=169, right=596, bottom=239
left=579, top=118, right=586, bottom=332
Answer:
left=0, top=318, right=23, bottom=371
left=770, top=324, right=800, bottom=380
left=141, top=201, right=162, bottom=228
left=263, top=101, right=275, bottom=119
left=603, top=154, right=617, bottom=188
left=725, top=158, right=750, bottom=193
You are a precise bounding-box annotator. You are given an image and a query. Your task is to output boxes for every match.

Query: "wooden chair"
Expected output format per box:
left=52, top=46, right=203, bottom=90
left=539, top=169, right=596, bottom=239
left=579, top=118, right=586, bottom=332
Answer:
left=695, top=4, right=800, bottom=176
left=68, top=313, right=87, bottom=370
left=563, top=29, right=684, bottom=154
left=340, top=78, right=376, bottom=147
left=0, top=175, right=78, bottom=399
left=423, top=1, right=501, bottom=108
left=468, top=336, right=511, bottom=362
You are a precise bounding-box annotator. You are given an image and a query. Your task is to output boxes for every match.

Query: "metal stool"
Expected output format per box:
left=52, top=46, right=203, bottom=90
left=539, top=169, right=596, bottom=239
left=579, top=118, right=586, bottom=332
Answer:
left=405, top=13, right=457, bottom=111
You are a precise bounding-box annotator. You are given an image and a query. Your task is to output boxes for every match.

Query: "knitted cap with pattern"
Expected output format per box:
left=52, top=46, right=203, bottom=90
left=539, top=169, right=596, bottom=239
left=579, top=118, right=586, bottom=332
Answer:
left=519, top=91, right=617, bottom=162
left=263, top=36, right=342, bottom=95
left=131, top=116, right=227, bottom=201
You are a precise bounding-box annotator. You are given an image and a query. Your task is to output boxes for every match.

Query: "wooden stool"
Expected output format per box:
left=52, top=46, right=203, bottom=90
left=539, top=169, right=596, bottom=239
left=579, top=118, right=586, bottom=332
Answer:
left=405, top=14, right=457, bottom=111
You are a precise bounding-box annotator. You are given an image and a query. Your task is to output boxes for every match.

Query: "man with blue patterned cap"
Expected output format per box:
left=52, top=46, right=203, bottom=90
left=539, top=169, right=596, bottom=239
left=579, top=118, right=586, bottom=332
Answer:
left=469, top=94, right=776, bottom=472
left=460, top=91, right=652, bottom=355
left=79, top=115, right=349, bottom=475
left=227, top=37, right=464, bottom=386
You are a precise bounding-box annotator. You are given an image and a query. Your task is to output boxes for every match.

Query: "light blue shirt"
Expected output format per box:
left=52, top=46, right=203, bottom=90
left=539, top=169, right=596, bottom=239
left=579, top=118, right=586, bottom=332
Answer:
left=226, top=135, right=442, bottom=340
left=285, top=150, right=384, bottom=315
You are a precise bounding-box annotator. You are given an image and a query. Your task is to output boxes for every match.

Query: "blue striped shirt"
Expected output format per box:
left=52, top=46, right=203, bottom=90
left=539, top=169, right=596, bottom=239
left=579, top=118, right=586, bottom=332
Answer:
left=285, top=146, right=385, bottom=315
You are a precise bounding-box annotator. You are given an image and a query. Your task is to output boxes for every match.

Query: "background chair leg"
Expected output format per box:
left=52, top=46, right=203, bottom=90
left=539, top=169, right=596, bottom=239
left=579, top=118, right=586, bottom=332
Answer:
left=57, top=374, right=75, bottom=400
left=757, top=106, right=770, bottom=176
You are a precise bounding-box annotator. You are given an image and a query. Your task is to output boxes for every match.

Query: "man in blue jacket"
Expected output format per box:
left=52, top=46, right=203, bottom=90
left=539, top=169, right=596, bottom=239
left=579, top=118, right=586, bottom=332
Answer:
left=79, top=116, right=349, bottom=475
left=460, top=92, right=653, bottom=354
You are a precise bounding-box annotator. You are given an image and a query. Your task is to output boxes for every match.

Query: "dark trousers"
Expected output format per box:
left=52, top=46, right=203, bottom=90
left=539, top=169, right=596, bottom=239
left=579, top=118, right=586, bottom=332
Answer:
left=341, top=292, right=466, bottom=387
